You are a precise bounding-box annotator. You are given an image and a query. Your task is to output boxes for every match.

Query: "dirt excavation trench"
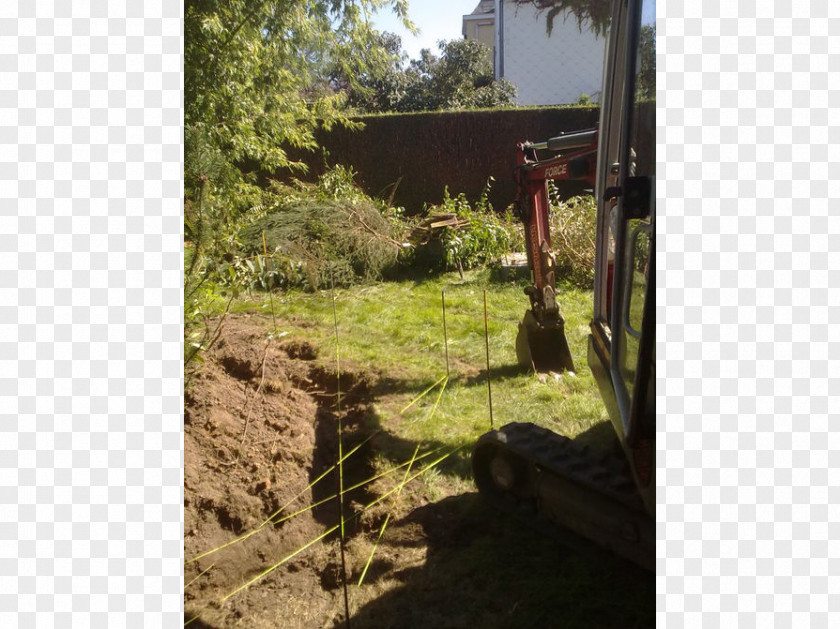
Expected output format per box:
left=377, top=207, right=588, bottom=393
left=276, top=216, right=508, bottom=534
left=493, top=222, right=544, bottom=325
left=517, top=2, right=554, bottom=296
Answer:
left=184, top=315, right=654, bottom=629
left=184, top=316, right=389, bottom=627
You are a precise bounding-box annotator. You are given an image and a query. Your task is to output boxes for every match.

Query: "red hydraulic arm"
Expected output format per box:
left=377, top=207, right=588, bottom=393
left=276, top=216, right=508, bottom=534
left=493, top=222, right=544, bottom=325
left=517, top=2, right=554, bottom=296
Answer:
left=514, top=128, right=598, bottom=326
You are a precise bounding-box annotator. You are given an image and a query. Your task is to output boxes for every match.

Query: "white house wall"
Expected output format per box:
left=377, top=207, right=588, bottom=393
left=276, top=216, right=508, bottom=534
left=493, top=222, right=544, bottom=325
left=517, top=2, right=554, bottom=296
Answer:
left=498, top=1, right=605, bottom=106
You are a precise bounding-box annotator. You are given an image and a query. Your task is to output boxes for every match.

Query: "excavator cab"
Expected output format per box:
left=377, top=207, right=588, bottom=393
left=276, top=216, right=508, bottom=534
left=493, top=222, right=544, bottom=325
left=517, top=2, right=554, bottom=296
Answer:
left=472, top=0, right=656, bottom=569
left=588, top=0, right=656, bottom=516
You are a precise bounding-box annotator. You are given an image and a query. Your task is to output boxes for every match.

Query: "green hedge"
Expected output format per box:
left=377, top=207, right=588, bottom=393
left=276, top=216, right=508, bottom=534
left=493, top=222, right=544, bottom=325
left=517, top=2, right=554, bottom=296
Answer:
left=283, top=106, right=600, bottom=215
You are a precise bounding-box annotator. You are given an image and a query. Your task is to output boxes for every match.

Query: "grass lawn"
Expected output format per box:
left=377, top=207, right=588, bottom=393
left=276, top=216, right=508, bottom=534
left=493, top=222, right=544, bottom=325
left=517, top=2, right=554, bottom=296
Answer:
left=230, top=268, right=612, bottom=473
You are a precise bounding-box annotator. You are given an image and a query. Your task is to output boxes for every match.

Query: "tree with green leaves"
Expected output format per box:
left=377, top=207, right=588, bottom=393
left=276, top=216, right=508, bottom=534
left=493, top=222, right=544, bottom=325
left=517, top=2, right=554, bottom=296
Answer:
left=185, top=0, right=414, bottom=257
left=402, top=39, right=517, bottom=111
left=511, top=0, right=611, bottom=36
left=636, top=23, right=655, bottom=100
left=338, top=37, right=517, bottom=113
left=332, top=31, right=411, bottom=113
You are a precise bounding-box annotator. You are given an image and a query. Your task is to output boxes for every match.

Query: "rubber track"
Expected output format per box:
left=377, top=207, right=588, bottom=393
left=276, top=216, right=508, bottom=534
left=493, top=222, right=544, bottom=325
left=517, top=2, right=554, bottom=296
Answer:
left=473, top=422, right=654, bottom=570
left=492, top=422, right=645, bottom=514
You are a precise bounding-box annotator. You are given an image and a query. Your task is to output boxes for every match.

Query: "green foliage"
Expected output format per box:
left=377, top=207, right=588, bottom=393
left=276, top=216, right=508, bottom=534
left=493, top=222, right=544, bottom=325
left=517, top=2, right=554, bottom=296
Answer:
left=512, top=0, right=612, bottom=37
left=636, top=23, right=655, bottom=100
left=185, top=0, right=413, bottom=215
left=436, top=182, right=517, bottom=272
left=546, top=189, right=598, bottom=289
left=311, top=164, right=367, bottom=201
left=184, top=261, right=238, bottom=386
left=184, top=127, right=263, bottom=268
left=341, top=38, right=518, bottom=113
left=335, top=31, right=412, bottom=113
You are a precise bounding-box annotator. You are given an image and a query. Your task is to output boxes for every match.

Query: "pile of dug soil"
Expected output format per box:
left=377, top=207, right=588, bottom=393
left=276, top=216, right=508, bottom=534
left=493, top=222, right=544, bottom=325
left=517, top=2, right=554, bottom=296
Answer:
left=184, top=316, right=377, bottom=628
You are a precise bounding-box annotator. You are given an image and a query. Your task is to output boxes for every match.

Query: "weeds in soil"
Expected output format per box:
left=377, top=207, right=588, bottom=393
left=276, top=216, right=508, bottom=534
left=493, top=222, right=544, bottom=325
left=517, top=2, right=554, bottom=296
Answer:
left=435, top=181, right=517, bottom=274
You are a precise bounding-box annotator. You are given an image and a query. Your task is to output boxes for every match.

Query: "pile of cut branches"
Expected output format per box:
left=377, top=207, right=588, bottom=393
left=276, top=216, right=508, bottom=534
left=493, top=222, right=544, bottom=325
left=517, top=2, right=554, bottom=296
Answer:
left=240, top=195, right=406, bottom=290
left=408, top=213, right=470, bottom=246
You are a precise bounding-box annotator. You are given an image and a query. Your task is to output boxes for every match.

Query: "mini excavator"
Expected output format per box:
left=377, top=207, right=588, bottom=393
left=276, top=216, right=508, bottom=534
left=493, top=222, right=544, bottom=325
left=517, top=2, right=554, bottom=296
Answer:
left=472, top=0, right=656, bottom=570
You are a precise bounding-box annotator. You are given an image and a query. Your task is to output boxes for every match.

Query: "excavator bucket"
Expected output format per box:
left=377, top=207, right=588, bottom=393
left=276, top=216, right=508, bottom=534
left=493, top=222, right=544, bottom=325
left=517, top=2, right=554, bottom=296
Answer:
left=515, top=310, right=575, bottom=373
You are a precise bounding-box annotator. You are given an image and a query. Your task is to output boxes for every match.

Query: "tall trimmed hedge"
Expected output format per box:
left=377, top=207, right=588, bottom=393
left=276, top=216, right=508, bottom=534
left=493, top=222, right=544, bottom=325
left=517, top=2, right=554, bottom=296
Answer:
left=284, top=106, right=601, bottom=214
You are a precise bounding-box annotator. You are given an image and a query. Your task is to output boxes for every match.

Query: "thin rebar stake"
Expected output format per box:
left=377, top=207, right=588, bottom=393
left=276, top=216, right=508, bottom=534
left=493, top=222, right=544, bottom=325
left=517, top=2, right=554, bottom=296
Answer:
left=331, top=271, right=351, bottom=629
left=262, top=231, right=279, bottom=336
left=441, top=289, right=450, bottom=377
left=483, top=289, right=494, bottom=429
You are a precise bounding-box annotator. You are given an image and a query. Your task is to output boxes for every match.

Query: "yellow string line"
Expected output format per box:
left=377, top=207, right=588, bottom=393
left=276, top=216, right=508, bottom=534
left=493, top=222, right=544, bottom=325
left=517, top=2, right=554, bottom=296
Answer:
left=400, top=374, right=447, bottom=414
left=184, top=562, right=216, bottom=591
left=216, top=446, right=464, bottom=604
left=186, top=439, right=439, bottom=565
left=410, top=375, right=448, bottom=424
left=359, top=381, right=450, bottom=584
left=357, top=444, right=421, bottom=587
left=257, top=432, right=377, bottom=529
left=267, top=446, right=445, bottom=529
left=221, top=524, right=340, bottom=602
left=186, top=433, right=377, bottom=565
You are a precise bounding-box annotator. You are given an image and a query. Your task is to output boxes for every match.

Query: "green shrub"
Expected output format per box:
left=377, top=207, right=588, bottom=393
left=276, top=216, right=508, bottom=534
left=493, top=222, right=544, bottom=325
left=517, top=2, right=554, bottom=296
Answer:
left=302, top=164, right=368, bottom=202
left=546, top=188, right=597, bottom=289
left=435, top=182, right=518, bottom=274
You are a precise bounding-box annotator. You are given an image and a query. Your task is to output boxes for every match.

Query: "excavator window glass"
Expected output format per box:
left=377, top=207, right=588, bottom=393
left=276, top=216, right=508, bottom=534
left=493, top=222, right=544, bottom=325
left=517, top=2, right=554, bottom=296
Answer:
left=619, top=0, right=655, bottom=399
left=593, top=0, right=629, bottom=331
left=630, top=1, right=655, bottom=179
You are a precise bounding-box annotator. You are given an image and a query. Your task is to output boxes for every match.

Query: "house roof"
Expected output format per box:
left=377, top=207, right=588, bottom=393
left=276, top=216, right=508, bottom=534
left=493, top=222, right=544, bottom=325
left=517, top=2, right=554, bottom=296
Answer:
left=469, top=0, right=495, bottom=16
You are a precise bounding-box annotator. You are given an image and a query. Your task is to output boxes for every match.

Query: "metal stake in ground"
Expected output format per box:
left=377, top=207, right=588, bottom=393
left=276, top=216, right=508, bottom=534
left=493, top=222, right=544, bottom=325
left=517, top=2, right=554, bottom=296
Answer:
left=262, top=230, right=279, bottom=336
left=441, top=289, right=450, bottom=377
left=483, top=289, right=494, bottom=429
left=330, top=271, right=351, bottom=629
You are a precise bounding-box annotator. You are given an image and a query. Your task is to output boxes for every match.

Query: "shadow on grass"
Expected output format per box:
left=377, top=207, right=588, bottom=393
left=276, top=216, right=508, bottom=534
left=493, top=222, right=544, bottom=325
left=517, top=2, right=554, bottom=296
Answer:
left=384, top=262, right=530, bottom=290
left=359, top=372, right=626, bottom=486
left=369, top=426, right=475, bottom=479
left=369, top=374, right=453, bottom=401
left=343, top=493, right=655, bottom=629
left=305, top=356, right=652, bottom=629
left=368, top=364, right=528, bottom=400
left=459, top=362, right=527, bottom=386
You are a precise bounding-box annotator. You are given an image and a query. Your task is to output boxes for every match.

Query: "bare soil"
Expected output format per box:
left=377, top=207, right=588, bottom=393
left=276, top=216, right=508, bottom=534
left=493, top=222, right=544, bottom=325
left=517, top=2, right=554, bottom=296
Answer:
left=185, top=315, right=378, bottom=627
left=184, top=315, right=654, bottom=628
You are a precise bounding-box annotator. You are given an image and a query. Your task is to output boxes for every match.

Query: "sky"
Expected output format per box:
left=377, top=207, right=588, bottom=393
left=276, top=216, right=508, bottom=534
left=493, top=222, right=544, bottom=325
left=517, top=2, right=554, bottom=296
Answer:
left=370, top=1, right=657, bottom=62
left=370, top=0, right=481, bottom=62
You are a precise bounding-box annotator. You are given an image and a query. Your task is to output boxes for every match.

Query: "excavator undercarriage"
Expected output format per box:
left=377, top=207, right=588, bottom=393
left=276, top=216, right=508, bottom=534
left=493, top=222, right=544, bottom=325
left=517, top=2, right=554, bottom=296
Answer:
left=473, top=422, right=654, bottom=571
